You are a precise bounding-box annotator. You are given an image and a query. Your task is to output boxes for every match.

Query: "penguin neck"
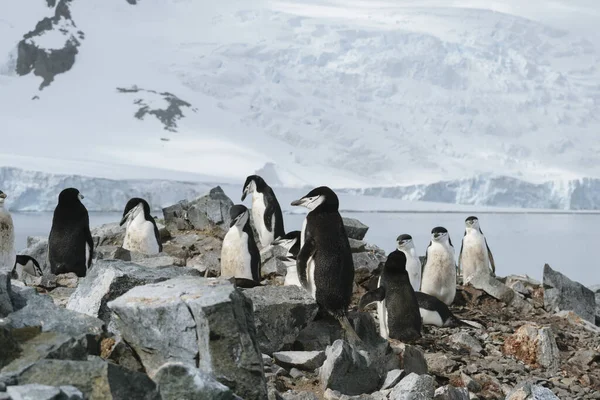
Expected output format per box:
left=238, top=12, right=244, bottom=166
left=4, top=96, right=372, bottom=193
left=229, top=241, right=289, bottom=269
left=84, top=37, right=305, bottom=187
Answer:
left=465, top=227, right=481, bottom=236
left=398, top=246, right=417, bottom=259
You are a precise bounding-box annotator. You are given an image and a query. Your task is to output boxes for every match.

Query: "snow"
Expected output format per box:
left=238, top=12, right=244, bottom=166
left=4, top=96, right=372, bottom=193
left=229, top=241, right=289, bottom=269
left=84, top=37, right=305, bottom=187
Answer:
left=1, top=0, right=600, bottom=208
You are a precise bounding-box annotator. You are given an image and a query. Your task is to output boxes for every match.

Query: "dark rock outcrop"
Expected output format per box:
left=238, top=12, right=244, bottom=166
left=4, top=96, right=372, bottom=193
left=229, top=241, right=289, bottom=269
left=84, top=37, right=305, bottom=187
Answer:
left=543, top=264, right=596, bottom=323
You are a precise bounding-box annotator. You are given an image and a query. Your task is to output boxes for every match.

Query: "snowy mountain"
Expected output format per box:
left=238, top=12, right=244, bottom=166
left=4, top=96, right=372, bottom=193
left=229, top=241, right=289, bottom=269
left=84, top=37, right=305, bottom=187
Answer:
left=1, top=0, right=600, bottom=207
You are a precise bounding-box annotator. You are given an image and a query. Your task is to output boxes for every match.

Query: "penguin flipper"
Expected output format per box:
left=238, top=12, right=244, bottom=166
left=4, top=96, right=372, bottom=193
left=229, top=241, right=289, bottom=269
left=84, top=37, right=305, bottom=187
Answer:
left=85, top=228, right=94, bottom=268
left=421, top=241, right=431, bottom=276
left=485, top=239, right=496, bottom=276
left=153, top=221, right=163, bottom=252
left=358, top=287, right=385, bottom=310
left=264, top=202, right=274, bottom=234
left=458, top=234, right=465, bottom=276
left=297, top=236, right=316, bottom=290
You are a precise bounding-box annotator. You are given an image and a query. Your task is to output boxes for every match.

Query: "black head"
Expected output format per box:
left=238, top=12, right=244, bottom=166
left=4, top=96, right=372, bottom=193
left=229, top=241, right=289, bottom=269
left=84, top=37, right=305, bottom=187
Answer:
left=241, top=175, right=268, bottom=201
left=431, top=226, right=450, bottom=242
left=272, top=230, right=300, bottom=248
left=396, top=234, right=412, bottom=243
left=385, top=250, right=407, bottom=272
left=229, top=204, right=250, bottom=227
left=0, top=190, right=6, bottom=204
left=120, top=198, right=152, bottom=226
left=58, top=188, right=84, bottom=204
left=465, top=216, right=480, bottom=228
left=291, top=186, right=339, bottom=212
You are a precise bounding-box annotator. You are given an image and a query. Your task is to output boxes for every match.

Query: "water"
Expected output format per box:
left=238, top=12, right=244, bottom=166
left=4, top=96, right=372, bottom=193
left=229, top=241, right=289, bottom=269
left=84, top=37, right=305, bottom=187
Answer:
left=11, top=211, right=600, bottom=287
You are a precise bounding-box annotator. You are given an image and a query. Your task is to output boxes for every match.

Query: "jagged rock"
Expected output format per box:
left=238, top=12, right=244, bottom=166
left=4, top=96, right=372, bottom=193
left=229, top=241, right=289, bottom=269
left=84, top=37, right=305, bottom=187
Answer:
left=94, top=245, right=131, bottom=261
left=503, top=324, right=560, bottom=371
left=281, top=391, right=319, bottom=400
left=0, top=323, right=21, bottom=370
left=342, top=218, right=369, bottom=241
left=352, top=252, right=384, bottom=284
left=294, top=318, right=341, bottom=351
left=273, top=351, right=326, bottom=371
left=319, top=340, right=380, bottom=396
left=55, top=273, right=78, bottom=288
left=543, top=264, right=596, bottom=324
left=20, top=237, right=49, bottom=274
left=131, top=255, right=181, bottom=268
left=568, top=349, right=599, bottom=367
left=425, top=353, right=457, bottom=375
left=7, top=359, right=160, bottom=399
left=505, top=382, right=560, bottom=400
left=154, top=362, right=240, bottom=400
left=47, top=287, right=75, bottom=308
left=449, top=332, right=483, bottom=354
left=461, top=373, right=482, bottom=393
left=91, top=223, right=126, bottom=248
left=348, top=239, right=367, bottom=253
left=381, top=369, right=405, bottom=390
left=390, top=373, right=435, bottom=399
left=108, top=277, right=267, bottom=400
left=100, top=337, right=144, bottom=372
left=162, top=186, right=233, bottom=231
left=469, top=274, right=533, bottom=314
left=66, top=260, right=200, bottom=328
left=242, top=285, right=319, bottom=356
left=392, top=343, right=428, bottom=375
left=6, top=384, right=84, bottom=400
left=434, top=385, right=470, bottom=400
left=0, top=269, right=13, bottom=318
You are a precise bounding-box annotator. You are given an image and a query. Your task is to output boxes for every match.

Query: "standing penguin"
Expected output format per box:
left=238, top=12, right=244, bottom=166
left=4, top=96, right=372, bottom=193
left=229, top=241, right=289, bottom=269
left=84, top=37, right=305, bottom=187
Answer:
left=241, top=175, right=285, bottom=248
left=272, top=231, right=301, bottom=287
left=120, top=198, right=162, bottom=255
left=220, top=205, right=261, bottom=282
left=458, top=216, right=496, bottom=284
left=358, top=250, right=422, bottom=341
left=0, top=191, right=16, bottom=271
left=48, top=188, right=93, bottom=277
left=291, top=186, right=360, bottom=343
left=396, top=234, right=421, bottom=292
left=421, top=227, right=456, bottom=306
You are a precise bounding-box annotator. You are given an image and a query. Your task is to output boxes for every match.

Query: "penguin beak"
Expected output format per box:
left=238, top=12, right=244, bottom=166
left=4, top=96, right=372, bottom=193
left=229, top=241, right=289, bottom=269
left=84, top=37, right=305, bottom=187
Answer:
left=433, top=233, right=440, bottom=239
left=0, top=192, right=6, bottom=199
left=120, top=208, right=135, bottom=226
left=78, top=194, right=84, bottom=200
left=230, top=213, right=244, bottom=228
left=241, top=186, right=248, bottom=202
left=291, top=197, right=306, bottom=207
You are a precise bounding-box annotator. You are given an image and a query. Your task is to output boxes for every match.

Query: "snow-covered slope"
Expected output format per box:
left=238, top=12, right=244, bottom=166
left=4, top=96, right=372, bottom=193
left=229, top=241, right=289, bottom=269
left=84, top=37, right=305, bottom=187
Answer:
left=1, top=0, right=600, bottom=203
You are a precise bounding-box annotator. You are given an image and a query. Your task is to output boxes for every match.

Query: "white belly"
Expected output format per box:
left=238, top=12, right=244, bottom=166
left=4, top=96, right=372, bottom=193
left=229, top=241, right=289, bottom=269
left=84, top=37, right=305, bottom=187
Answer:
left=421, top=244, right=456, bottom=306
left=377, top=277, right=389, bottom=339
left=306, top=256, right=316, bottom=298
left=420, top=308, right=444, bottom=327
left=220, top=227, right=253, bottom=280
left=123, top=215, right=160, bottom=255
left=251, top=192, right=274, bottom=248
left=461, top=234, right=490, bottom=283
left=0, top=210, right=16, bottom=270
left=284, top=263, right=302, bottom=287
left=405, top=253, right=422, bottom=292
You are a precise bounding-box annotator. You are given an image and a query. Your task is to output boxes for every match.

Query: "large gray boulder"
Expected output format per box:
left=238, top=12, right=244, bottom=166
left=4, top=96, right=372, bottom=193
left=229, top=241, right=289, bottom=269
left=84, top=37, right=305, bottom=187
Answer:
left=506, top=382, right=560, bottom=400
left=543, top=264, right=596, bottom=323
left=6, top=384, right=84, bottom=400
left=390, top=373, right=435, bottom=400
left=0, top=269, right=13, bottom=318
left=163, top=186, right=233, bottom=231
left=242, top=286, right=319, bottom=356
left=342, top=218, right=369, bottom=241
left=66, top=260, right=201, bottom=329
left=154, top=362, right=241, bottom=400
left=108, top=277, right=267, bottom=400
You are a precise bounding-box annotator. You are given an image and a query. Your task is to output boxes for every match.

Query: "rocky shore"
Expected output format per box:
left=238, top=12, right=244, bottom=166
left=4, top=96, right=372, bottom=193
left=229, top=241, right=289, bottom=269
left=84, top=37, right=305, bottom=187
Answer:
left=1, top=186, right=599, bottom=400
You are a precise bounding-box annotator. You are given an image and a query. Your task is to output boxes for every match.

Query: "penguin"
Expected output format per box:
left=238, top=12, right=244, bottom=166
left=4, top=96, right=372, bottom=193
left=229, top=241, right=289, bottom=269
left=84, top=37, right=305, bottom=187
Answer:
left=358, top=250, right=422, bottom=341
left=120, top=197, right=162, bottom=255
left=396, top=234, right=421, bottom=292
left=220, top=204, right=261, bottom=282
left=415, top=292, right=483, bottom=329
left=241, top=175, right=285, bottom=249
left=272, top=230, right=301, bottom=287
left=421, top=227, right=456, bottom=306
left=48, top=188, right=93, bottom=277
left=458, top=216, right=496, bottom=284
left=291, top=186, right=360, bottom=343
left=0, top=190, right=16, bottom=271
left=12, top=255, right=43, bottom=280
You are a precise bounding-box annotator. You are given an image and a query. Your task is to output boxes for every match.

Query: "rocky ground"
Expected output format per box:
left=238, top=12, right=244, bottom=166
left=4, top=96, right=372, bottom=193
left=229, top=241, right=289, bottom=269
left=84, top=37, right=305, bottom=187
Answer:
left=0, top=186, right=599, bottom=400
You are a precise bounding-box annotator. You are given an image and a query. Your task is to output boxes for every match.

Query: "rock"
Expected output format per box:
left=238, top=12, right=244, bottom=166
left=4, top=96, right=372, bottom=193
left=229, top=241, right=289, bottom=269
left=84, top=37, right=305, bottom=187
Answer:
left=55, top=273, right=78, bottom=288
left=94, top=245, right=131, bottom=261
left=392, top=343, right=428, bottom=375
left=154, top=362, right=240, bottom=400
left=8, top=359, right=160, bottom=399
left=543, top=264, right=596, bottom=324
left=319, top=340, right=380, bottom=396
left=0, top=322, right=21, bottom=369
left=294, top=318, right=341, bottom=351
left=461, top=373, right=482, bottom=393
left=289, top=368, right=304, bottom=379
left=506, top=382, right=560, bottom=400
left=162, top=186, right=234, bottom=231
left=47, top=287, right=76, bottom=308
left=348, top=239, right=367, bottom=253
left=0, top=270, right=13, bottom=318
left=450, top=332, right=483, bottom=354
left=273, top=351, right=326, bottom=371
left=131, top=255, right=180, bottom=268
left=425, top=353, right=457, bottom=375
left=108, top=277, right=267, bottom=400
left=503, top=324, right=560, bottom=371
left=381, top=369, right=405, bottom=390
left=66, top=260, right=201, bottom=328
left=342, top=218, right=369, bottom=241
left=390, top=373, right=435, bottom=399
left=568, top=349, right=599, bottom=367
left=508, top=281, right=530, bottom=296
left=352, top=252, right=384, bottom=284
left=20, top=237, right=49, bottom=274
left=469, top=274, right=533, bottom=314
left=242, top=285, right=319, bottom=355
left=434, top=385, right=470, bottom=400
left=281, top=392, right=319, bottom=400
left=6, top=384, right=84, bottom=400
left=100, top=337, right=144, bottom=372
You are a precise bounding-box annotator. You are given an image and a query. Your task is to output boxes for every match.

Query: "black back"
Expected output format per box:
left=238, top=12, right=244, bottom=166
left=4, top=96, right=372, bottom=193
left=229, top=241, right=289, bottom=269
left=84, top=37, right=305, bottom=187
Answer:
left=243, top=175, right=285, bottom=240
left=230, top=205, right=261, bottom=282
left=414, top=291, right=453, bottom=323
left=48, top=188, right=93, bottom=277
left=380, top=250, right=422, bottom=341
left=122, top=197, right=162, bottom=252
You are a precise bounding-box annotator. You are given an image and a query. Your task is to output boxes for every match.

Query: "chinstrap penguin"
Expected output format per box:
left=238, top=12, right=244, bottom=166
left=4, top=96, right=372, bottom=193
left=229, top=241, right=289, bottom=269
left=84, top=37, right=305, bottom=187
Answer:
left=396, top=234, right=421, bottom=292
left=120, top=197, right=162, bottom=255
left=220, top=204, right=261, bottom=283
left=241, top=175, right=285, bottom=249
left=358, top=250, right=422, bottom=342
left=12, top=255, right=43, bottom=280
left=48, top=188, right=93, bottom=277
left=0, top=191, right=16, bottom=271
left=291, top=186, right=360, bottom=343
left=421, top=226, right=456, bottom=306
left=415, top=291, right=483, bottom=329
left=272, top=230, right=301, bottom=287
left=458, top=216, right=496, bottom=284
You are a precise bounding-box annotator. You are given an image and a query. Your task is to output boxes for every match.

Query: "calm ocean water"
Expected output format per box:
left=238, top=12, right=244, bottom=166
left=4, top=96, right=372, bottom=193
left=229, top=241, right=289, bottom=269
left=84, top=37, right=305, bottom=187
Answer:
left=11, top=211, right=600, bottom=287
